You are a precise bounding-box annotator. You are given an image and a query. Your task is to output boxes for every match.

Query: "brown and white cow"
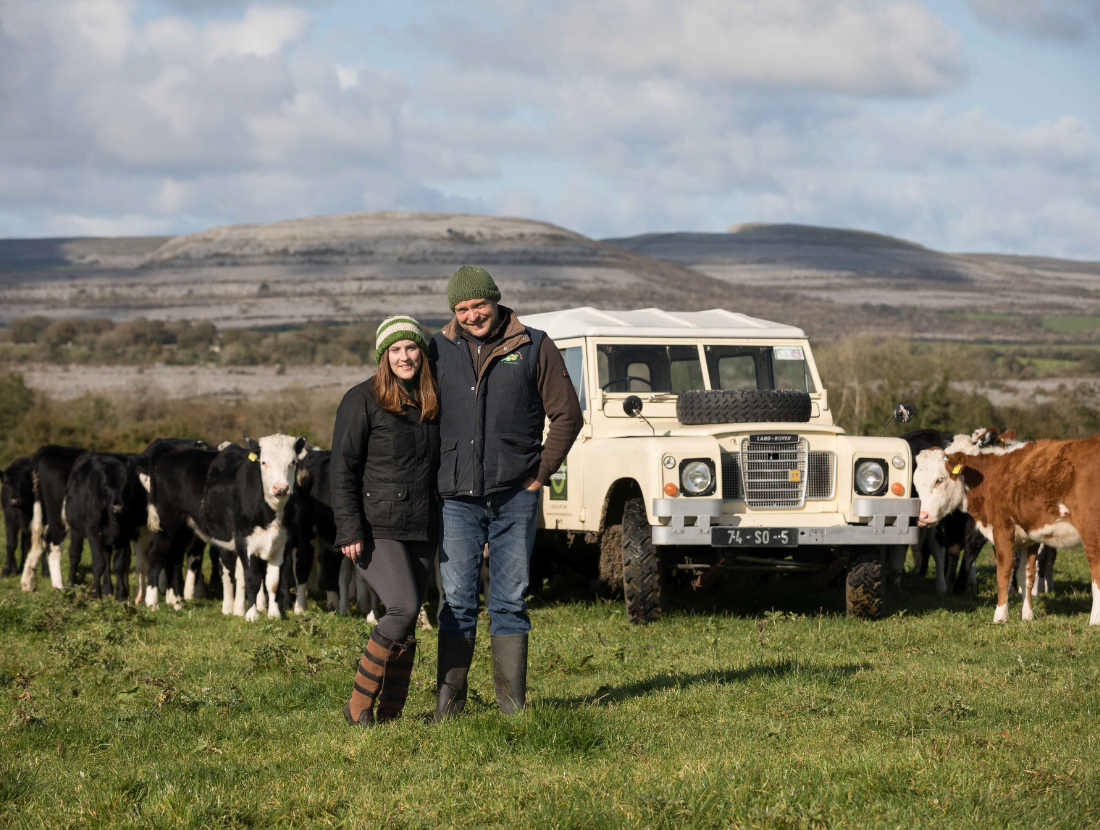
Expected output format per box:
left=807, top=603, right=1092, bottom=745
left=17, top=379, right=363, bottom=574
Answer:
left=913, top=437, right=1094, bottom=624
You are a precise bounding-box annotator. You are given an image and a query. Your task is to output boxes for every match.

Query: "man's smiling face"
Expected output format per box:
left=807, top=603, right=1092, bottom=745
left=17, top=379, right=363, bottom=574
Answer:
left=454, top=298, right=499, bottom=339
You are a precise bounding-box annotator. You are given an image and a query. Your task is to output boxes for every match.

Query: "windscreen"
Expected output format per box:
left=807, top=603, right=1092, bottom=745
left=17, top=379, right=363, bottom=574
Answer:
left=596, top=344, right=705, bottom=393
left=704, top=345, right=816, bottom=392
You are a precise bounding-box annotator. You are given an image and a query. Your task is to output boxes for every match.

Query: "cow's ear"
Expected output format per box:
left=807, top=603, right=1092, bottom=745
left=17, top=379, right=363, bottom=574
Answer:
left=244, top=436, right=261, bottom=456
left=946, top=453, right=965, bottom=479
left=294, top=436, right=307, bottom=459
left=296, top=466, right=311, bottom=487
left=1001, top=430, right=1016, bottom=443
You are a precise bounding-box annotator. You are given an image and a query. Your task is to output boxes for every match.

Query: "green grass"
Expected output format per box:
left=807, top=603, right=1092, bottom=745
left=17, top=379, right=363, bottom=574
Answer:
left=1042, top=316, right=1100, bottom=333
left=3, top=545, right=1100, bottom=829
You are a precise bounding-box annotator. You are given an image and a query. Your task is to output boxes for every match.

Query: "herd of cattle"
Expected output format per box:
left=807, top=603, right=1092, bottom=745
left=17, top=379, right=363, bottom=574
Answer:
left=0, top=425, right=1094, bottom=625
left=0, top=436, right=385, bottom=621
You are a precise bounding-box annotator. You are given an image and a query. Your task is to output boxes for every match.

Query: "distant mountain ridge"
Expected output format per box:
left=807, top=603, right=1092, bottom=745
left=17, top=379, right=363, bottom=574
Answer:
left=0, top=213, right=1097, bottom=340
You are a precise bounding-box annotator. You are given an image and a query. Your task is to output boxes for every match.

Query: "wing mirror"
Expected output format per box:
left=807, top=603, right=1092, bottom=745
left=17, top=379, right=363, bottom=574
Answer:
left=623, top=395, right=643, bottom=417
left=881, top=402, right=916, bottom=436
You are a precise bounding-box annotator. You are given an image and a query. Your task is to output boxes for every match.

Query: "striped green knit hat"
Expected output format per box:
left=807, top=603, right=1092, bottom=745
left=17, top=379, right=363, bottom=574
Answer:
left=375, top=315, right=428, bottom=364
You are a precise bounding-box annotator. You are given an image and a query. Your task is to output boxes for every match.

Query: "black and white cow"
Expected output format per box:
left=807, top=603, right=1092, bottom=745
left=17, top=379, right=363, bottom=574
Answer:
left=20, top=444, right=87, bottom=592
left=147, top=434, right=306, bottom=620
left=133, top=438, right=214, bottom=606
left=63, top=452, right=147, bottom=600
left=2, top=457, right=34, bottom=577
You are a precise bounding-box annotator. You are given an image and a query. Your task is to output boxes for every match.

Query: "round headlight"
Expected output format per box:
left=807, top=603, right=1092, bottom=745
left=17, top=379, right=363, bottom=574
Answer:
left=855, top=460, right=886, bottom=494
left=891, top=455, right=906, bottom=470
left=681, top=461, right=713, bottom=495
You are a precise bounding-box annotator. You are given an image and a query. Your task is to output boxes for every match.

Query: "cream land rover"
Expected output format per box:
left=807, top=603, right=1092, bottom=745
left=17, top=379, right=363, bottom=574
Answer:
left=519, top=307, right=919, bottom=622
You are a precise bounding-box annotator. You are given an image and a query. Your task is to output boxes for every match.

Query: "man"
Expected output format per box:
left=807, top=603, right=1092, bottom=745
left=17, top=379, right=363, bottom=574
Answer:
left=430, top=265, right=582, bottom=717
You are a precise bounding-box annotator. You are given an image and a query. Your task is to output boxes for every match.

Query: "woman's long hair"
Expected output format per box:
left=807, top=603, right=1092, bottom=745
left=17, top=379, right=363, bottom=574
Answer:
left=373, top=344, right=440, bottom=422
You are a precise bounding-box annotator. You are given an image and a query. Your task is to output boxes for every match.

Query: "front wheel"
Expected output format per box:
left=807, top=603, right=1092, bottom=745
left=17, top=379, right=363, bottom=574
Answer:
left=620, top=497, right=665, bottom=624
left=846, top=548, right=885, bottom=619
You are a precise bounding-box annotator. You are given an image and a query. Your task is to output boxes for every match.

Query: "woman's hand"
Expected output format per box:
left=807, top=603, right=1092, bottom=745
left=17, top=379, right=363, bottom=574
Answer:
left=341, top=539, right=363, bottom=560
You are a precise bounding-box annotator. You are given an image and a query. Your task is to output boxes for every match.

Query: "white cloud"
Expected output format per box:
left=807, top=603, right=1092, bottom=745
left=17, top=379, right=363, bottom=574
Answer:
left=421, top=0, right=969, bottom=96
left=0, top=0, right=1098, bottom=260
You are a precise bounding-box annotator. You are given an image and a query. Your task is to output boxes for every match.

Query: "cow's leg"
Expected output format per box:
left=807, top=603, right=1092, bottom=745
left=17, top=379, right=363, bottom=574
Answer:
left=133, top=528, right=151, bottom=605
left=306, top=537, right=321, bottom=597
left=243, top=554, right=264, bottom=622
left=144, top=532, right=172, bottom=610
left=255, top=562, right=269, bottom=615
left=927, top=530, right=947, bottom=594
left=265, top=556, right=284, bottom=620
left=911, top=529, right=926, bottom=576
left=68, top=531, right=84, bottom=587
left=47, top=539, right=66, bottom=590
left=294, top=539, right=314, bottom=616
left=113, top=544, right=130, bottom=602
left=217, top=551, right=235, bottom=615
left=1021, top=545, right=1039, bottom=621
left=324, top=549, right=342, bottom=612
left=1036, top=546, right=1056, bottom=594
left=21, top=502, right=46, bottom=591
left=88, top=536, right=106, bottom=599
left=992, top=529, right=1015, bottom=623
left=886, top=545, right=906, bottom=587
left=233, top=554, right=247, bottom=617
left=3, top=522, right=17, bottom=577
left=183, top=538, right=205, bottom=601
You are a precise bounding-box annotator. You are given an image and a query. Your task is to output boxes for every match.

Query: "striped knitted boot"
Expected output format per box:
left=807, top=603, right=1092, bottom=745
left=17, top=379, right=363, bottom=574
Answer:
left=375, top=636, right=417, bottom=723
left=343, top=628, right=400, bottom=726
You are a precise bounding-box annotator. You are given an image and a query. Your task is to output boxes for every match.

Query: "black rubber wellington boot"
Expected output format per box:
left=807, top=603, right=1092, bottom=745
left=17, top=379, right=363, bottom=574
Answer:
left=434, top=631, right=476, bottom=721
left=491, top=633, right=528, bottom=714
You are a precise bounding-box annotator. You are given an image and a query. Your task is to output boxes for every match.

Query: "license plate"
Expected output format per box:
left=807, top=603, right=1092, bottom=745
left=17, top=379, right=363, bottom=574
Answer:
left=711, top=527, right=797, bottom=547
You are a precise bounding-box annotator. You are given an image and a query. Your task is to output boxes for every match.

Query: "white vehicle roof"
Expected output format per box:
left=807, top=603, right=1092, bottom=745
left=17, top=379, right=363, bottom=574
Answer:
left=519, top=307, right=806, bottom=340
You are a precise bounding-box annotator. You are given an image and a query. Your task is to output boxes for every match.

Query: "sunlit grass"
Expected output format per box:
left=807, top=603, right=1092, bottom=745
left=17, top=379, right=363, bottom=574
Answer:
left=2, top=537, right=1099, bottom=828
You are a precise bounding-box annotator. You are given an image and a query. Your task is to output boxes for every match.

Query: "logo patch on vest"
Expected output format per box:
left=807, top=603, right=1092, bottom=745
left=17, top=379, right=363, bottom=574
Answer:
left=501, top=353, right=521, bottom=364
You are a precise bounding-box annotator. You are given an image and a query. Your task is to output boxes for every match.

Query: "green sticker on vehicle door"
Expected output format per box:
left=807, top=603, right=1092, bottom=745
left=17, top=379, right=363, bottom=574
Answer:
left=549, top=461, right=567, bottom=500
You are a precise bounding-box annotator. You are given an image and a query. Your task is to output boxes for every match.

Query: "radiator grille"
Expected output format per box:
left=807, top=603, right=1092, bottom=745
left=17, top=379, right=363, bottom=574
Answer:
left=740, top=437, right=808, bottom=509
left=807, top=452, right=836, bottom=500
left=721, top=450, right=743, bottom=500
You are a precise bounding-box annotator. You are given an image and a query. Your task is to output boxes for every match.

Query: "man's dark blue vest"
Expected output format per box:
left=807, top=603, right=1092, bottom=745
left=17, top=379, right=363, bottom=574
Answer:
left=431, top=326, right=546, bottom=498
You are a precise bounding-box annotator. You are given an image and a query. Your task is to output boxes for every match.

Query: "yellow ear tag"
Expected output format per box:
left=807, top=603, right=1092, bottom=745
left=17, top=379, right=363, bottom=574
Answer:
left=951, top=463, right=963, bottom=475
left=248, top=453, right=259, bottom=462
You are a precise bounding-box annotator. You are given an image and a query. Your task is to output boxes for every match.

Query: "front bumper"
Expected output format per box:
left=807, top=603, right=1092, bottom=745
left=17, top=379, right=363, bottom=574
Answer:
left=650, top=497, right=920, bottom=547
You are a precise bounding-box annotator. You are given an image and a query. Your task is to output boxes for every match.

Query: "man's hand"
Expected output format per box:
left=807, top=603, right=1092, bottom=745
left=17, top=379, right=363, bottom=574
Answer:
left=341, top=539, right=363, bottom=560
left=522, top=477, right=542, bottom=492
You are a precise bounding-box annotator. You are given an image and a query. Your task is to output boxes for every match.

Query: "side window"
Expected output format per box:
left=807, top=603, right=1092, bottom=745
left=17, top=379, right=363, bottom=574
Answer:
left=560, top=346, right=587, bottom=413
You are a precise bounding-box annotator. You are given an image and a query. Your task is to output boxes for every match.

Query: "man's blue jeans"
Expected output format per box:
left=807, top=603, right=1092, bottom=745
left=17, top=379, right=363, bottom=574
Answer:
left=438, top=486, right=541, bottom=637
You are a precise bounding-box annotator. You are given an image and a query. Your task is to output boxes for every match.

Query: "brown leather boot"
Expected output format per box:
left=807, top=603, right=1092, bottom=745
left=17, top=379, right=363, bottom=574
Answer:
left=344, top=628, right=399, bottom=726
left=376, top=635, right=417, bottom=723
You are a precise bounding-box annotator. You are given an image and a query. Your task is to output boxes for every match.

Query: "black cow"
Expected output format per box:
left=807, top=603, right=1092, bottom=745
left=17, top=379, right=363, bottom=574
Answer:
left=291, top=448, right=382, bottom=617
left=147, top=434, right=305, bottom=619
left=20, top=445, right=87, bottom=592
left=63, top=452, right=147, bottom=600
left=2, top=457, right=34, bottom=577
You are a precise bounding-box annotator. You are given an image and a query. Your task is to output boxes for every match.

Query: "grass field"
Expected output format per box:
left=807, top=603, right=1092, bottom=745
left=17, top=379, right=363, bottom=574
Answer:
left=3, top=538, right=1100, bottom=830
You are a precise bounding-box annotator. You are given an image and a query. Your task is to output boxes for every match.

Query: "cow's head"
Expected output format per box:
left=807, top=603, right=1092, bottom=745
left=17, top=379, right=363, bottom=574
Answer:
left=245, top=434, right=307, bottom=504
left=914, top=448, right=968, bottom=527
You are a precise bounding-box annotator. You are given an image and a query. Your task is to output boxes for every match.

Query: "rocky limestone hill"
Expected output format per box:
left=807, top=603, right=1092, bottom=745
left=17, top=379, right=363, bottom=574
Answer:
left=1, top=213, right=1097, bottom=341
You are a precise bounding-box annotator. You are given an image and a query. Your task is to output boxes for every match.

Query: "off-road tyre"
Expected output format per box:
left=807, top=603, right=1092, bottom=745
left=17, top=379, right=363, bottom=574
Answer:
left=676, top=389, right=812, bottom=426
left=846, top=549, right=885, bottom=619
left=621, top=497, right=665, bottom=624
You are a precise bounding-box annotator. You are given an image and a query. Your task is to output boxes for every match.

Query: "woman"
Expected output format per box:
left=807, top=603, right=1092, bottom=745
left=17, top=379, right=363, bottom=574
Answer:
left=331, top=315, right=440, bottom=725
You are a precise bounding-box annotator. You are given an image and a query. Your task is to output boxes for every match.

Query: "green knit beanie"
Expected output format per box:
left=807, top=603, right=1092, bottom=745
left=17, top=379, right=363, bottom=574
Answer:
left=375, top=315, right=428, bottom=364
left=447, top=265, right=501, bottom=312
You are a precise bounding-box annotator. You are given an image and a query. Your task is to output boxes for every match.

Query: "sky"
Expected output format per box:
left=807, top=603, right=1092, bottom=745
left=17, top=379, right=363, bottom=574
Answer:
left=0, top=0, right=1097, bottom=258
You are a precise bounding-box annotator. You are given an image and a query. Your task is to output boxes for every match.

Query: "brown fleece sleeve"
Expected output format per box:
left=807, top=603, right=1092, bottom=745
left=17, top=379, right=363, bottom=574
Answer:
left=534, top=336, right=583, bottom=485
